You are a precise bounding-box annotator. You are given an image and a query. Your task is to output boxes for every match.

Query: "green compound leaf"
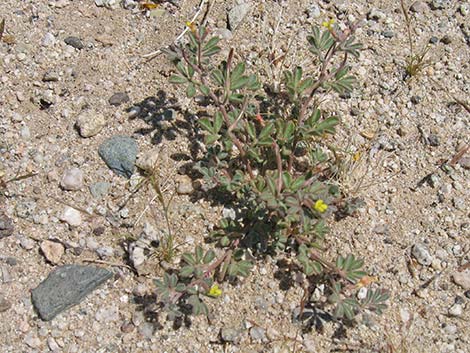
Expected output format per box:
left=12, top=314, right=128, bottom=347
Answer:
left=187, top=295, right=209, bottom=316
left=186, top=83, right=196, bottom=98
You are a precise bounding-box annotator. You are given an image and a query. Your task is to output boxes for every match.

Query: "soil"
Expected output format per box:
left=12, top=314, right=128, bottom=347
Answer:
left=0, top=0, right=469, bottom=352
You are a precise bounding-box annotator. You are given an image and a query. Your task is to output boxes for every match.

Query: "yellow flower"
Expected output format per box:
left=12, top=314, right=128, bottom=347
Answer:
left=185, top=21, right=197, bottom=33
left=313, top=199, right=328, bottom=213
left=207, top=284, right=222, bottom=297
left=321, top=19, right=335, bottom=31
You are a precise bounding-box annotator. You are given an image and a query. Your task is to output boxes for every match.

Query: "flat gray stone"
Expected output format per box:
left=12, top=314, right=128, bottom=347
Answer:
left=31, top=265, right=112, bottom=321
left=98, top=135, right=138, bottom=178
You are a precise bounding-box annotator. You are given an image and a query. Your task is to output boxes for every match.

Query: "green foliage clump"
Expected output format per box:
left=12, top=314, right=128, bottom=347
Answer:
left=154, top=22, right=389, bottom=327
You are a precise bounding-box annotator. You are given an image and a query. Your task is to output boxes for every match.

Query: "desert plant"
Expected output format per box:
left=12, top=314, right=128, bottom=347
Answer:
left=154, top=21, right=388, bottom=327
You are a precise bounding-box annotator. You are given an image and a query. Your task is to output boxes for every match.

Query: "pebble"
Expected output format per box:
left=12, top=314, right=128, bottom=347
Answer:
left=0, top=293, right=11, bottom=312
left=76, top=111, right=107, bottom=137
left=430, top=0, right=451, bottom=10
left=0, top=213, right=14, bottom=238
left=42, top=32, right=56, bottom=47
left=121, top=321, right=135, bottom=333
left=24, top=332, right=41, bottom=348
left=176, top=175, right=194, bottom=195
left=43, top=71, right=59, bottom=82
left=60, top=168, right=84, bottom=191
left=98, top=135, right=138, bottom=178
left=89, top=182, right=111, bottom=199
left=15, top=199, right=37, bottom=219
left=40, top=240, right=65, bottom=265
left=20, top=236, right=36, bottom=250
left=448, top=304, right=463, bottom=317
left=109, top=92, right=130, bottom=106
left=95, top=305, right=119, bottom=322
left=220, top=327, right=242, bottom=343
left=128, top=244, right=145, bottom=267
left=0, top=266, right=12, bottom=283
left=307, top=3, right=321, bottom=18
left=138, top=322, right=154, bottom=339
left=400, top=308, right=411, bottom=323
left=228, top=3, right=252, bottom=31
left=443, top=324, right=457, bottom=335
left=410, top=1, right=428, bottom=13
left=249, top=326, right=267, bottom=342
left=64, top=36, right=84, bottom=50
left=48, top=337, right=60, bottom=351
left=96, top=246, right=114, bottom=259
left=367, top=9, right=386, bottom=22
left=60, top=206, right=82, bottom=227
left=452, top=269, right=470, bottom=290
left=412, top=243, right=433, bottom=266
left=135, top=149, right=160, bottom=172
left=458, top=156, right=470, bottom=169
left=95, top=0, right=120, bottom=9
left=440, top=35, right=452, bottom=45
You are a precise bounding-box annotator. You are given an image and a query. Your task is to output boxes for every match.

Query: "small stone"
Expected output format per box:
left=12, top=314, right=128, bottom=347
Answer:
left=89, top=182, right=111, bottom=199
left=138, top=322, right=154, bottom=339
left=135, top=149, right=160, bottom=172
left=443, top=324, right=457, bottom=335
left=42, top=32, right=56, bottom=47
left=60, top=206, right=82, bottom=227
left=399, top=308, right=410, bottom=323
left=458, top=156, right=470, bottom=170
left=220, top=327, right=242, bottom=343
left=367, top=9, right=386, bottom=21
left=109, top=92, right=130, bottom=106
left=121, top=321, right=135, bottom=333
left=24, top=332, right=41, bottom=348
left=250, top=326, right=267, bottom=342
left=47, top=337, right=60, bottom=351
left=128, top=244, right=145, bottom=268
left=452, top=270, right=470, bottom=290
left=382, top=31, right=395, bottom=38
left=95, top=305, right=119, bottom=322
left=448, top=304, right=463, bottom=317
left=357, top=287, right=368, bottom=300
left=0, top=294, right=11, bottom=312
left=43, top=71, right=59, bottom=82
left=20, top=126, right=31, bottom=139
left=176, top=175, right=194, bottom=195
left=15, top=199, right=37, bottom=219
left=64, top=36, right=84, bottom=50
left=214, top=28, right=233, bottom=40
left=412, top=243, right=433, bottom=266
left=132, top=310, right=145, bottom=326
left=60, top=168, right=84, bottom=191
left=440, top=35, right=452, bottom=44
left=40, top=240, right=65, bottom=265
left=307, top=3, right=321, bottom=18
left=76, top=111, right=107, bottom=137
left=429, top=36, right=439, bottom=44
left=228, top=3, right=252, bottom=31
left=20, top=236, right=36, bottom=250
left=31, top=265, right=113, bottom=321
left=410, top=1, right=428, bottom=13
left=411, top=95, right=421, bottom=104
left=430, top=0, right=451, bottom=10
left=0, top=213, right=14, bottom=238
left=427, top=134, right=440, bottom=147
left=96, top=246, right=114, bottom=259
left=98, top=135, right=138, bottom=178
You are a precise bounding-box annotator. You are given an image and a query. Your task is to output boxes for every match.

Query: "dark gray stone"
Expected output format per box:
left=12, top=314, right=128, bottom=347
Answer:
left=0, top=213, right=14, bottom=238
left=64, top=36, right=84, bottom=50
left=109, top=92, right=130, bottom=106
left=98, top=136, right=138, bottom=178
left=31, top=265, right=112, bottom=321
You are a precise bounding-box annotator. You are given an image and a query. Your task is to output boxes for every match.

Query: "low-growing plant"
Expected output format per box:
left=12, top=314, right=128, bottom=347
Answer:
left=153, top=20, right=389, bottom=328
left=400, top=0, right=431, bottom=79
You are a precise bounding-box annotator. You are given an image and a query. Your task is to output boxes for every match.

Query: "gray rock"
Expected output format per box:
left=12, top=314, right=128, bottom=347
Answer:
left=458, top=156, right=470, bottom=170
left=96, top=246, right=114, bottom=259
left=98, top=136, right=138, bottom=178
left=31, top=265, right=112, bottom=321
left=382, top=31, right=395, bottom=38
left=220, top=327, right=242, bottom=343
left=76, top=111, right=107, bottom=137
left=228, top=3, right=252, bottom=31
left=64, top=36, right=84, bottom=50
left=19, top=236, right=36, bottom=250
left=307, top=3, right=321, bottom=18
left=0, top=213, right=14, bottom=238
left=60, top=168, right=84, bottom=191
left=1, top=265, right=13, bottom=283
left=89, top=182, right=111, bottom=199
left=109, top=92, right=130, bottom=106
left=412, top=243, right=433, bottom=266
left=24, top=332, right=41, bottom=348
left=440, top=35, right=452, bottom=45
left=367, top=9, right=386, bottom=21
left=43, top=71, right=59, bottom=82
